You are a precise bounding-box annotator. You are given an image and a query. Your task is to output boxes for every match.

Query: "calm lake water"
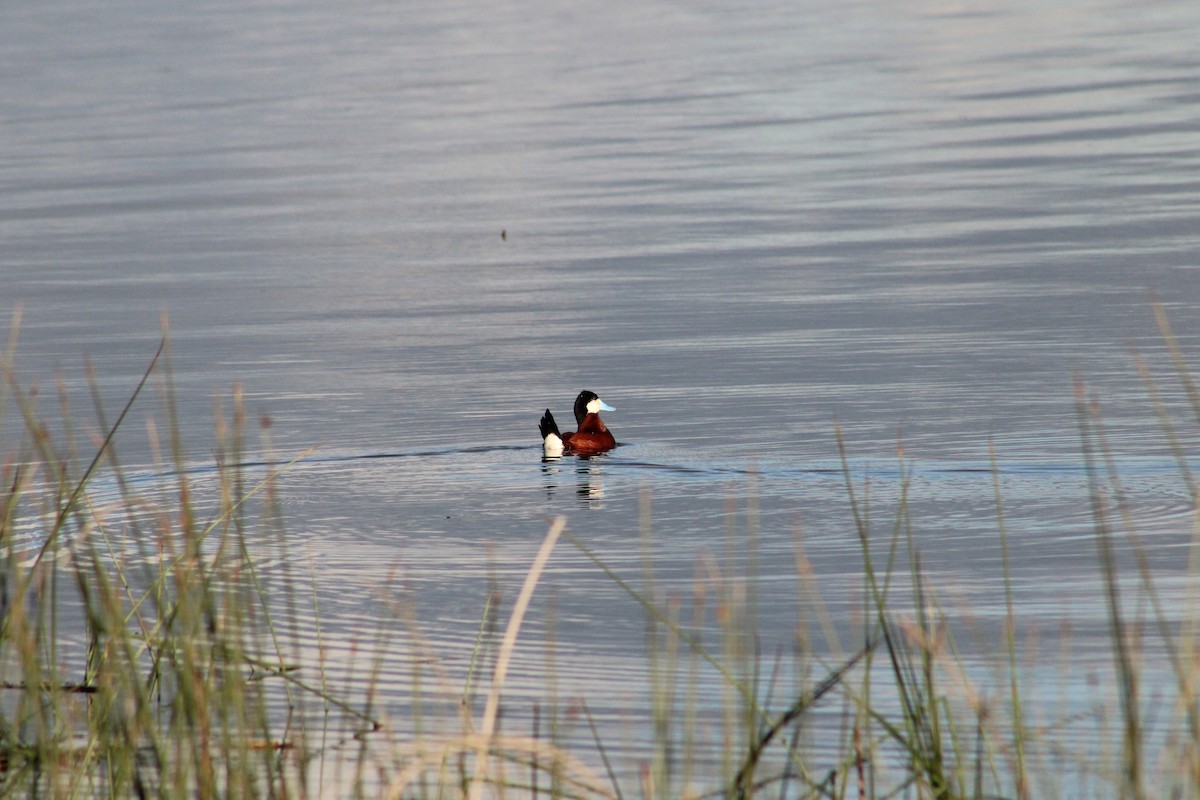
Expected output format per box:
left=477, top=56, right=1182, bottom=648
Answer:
left=4, top=0, right=1200, bottom=792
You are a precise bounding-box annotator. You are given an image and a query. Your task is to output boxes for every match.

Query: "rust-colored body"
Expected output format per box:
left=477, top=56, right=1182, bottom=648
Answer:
left=558, top=413, right=616, bottom=455
left=539, top=390, right=617, bottom=457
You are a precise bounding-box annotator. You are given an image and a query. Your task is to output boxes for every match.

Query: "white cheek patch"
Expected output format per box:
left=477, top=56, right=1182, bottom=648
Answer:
left=586, top=397, right=615, bottom=414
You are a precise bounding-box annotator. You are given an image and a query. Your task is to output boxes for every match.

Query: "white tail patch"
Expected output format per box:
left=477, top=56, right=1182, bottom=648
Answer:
left=543, top=433, right=564, bottom=456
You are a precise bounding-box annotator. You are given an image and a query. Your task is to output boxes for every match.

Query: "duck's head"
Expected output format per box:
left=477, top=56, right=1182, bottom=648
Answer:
left=573, top=390, right=615, bottom=426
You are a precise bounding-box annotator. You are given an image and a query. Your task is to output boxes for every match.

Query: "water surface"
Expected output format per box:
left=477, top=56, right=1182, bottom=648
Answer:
left=4, top=0, right=1200, bottom=790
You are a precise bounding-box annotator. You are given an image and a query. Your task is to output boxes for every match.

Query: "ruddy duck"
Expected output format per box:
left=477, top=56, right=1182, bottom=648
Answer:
left=539, top=390, right=616, bottom=457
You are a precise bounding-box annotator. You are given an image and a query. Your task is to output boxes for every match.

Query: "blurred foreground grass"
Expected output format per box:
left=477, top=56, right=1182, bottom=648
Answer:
left=2, top=307, right=1199, bottom=798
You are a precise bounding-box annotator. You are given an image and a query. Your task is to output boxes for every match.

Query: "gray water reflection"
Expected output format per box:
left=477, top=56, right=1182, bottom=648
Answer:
left=5, top=0, right=1200, bottom=790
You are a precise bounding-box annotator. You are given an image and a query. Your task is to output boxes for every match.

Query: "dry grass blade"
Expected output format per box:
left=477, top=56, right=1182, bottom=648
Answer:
left=467, top=515, right=567, bottom=800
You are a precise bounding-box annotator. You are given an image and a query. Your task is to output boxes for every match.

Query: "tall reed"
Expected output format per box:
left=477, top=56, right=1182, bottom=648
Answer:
left=0, top=324, right=327, bottom=797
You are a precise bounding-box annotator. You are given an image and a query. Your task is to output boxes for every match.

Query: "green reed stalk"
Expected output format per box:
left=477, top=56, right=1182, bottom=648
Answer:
left=579, top=700, right=624, bottom=800
left=1076, top=378, right=1145, bottom=800
left=990, top=438, right=1030, bottom=799
left=1145, top=305, right=1200, bottom=788
left=639, top=490, right=672, bottom=799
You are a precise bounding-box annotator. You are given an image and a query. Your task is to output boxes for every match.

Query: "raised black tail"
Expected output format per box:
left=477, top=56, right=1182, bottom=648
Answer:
left=538, top=409, right=560, bottom=440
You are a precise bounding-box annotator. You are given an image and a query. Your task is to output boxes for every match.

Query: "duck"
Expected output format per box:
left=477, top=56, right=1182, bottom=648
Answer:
left=539, top=390, right=617, bottom=457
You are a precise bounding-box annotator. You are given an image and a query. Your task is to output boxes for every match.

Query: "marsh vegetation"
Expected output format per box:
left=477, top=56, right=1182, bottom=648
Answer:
left=2, top=311, right=1200, bottom=798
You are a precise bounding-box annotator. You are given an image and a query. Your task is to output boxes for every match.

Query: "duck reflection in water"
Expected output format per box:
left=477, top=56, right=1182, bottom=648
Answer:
left=540, top=457, right=607, bottom=508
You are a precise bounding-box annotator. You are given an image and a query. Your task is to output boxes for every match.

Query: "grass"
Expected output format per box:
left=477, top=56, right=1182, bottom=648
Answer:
left=1, top=305, right=1199, bottom=798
